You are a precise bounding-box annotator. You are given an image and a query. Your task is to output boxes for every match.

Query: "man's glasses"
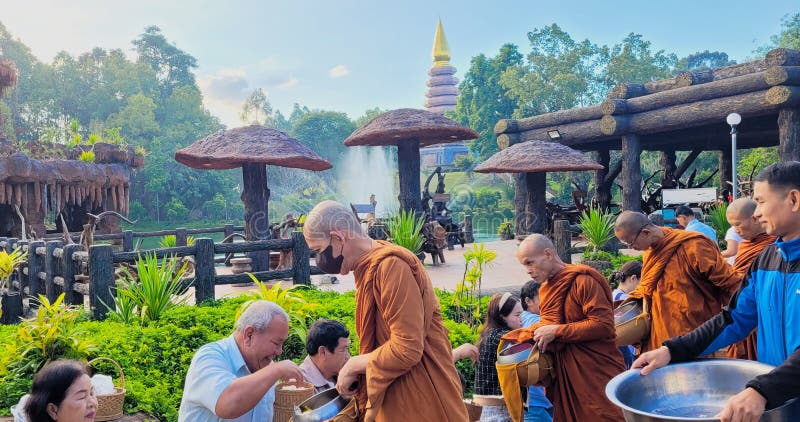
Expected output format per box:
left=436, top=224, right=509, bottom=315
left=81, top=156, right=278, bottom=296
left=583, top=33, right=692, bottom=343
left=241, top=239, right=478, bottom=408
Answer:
left=621, top=223, right=648, bottom=248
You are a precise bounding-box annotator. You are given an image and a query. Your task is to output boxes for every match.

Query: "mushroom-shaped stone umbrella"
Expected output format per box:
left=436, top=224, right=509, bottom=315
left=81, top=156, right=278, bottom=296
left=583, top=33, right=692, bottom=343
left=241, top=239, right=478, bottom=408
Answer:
left=175, top=125, right=332, bottom=271
left=475, top=140, right=603, bottom=235
left=343, top=108, right=478, bottom=213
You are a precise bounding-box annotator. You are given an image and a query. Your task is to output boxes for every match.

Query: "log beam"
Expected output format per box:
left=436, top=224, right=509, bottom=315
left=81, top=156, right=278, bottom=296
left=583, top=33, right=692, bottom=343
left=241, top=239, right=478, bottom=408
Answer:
left=497, top=119, right=611, bottom=148
left=494, top=105, right=603, bottom=135
left=765, top=66, right=800, bottom=86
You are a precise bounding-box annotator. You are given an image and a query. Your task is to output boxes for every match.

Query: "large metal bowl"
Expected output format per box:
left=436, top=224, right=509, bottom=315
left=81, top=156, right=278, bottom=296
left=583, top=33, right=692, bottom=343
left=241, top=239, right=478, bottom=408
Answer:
left=293, top=388, right=350, bottom=422
left=497, top=341, right=533, bottom=365
left=606, top=359, right=800, bottom=421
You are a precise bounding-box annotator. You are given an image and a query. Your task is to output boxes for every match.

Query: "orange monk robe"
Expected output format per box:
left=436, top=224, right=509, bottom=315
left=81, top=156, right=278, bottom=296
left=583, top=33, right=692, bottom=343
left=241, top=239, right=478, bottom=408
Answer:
left=351, top=241, right=468, bottom=422
left=504, top=265, right=625, bottom=422
left=726, top=233, right=777, bottom=360
left=628, top=228, right=740, bottom=352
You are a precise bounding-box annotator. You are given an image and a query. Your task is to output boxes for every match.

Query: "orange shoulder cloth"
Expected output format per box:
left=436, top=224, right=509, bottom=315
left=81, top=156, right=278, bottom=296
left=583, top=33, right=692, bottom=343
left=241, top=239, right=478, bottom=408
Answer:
left=733, top=233, right=776, bottom=275
left=629, top=228, right=714, bottom=299
left=503, top=264, right=607, bottom=344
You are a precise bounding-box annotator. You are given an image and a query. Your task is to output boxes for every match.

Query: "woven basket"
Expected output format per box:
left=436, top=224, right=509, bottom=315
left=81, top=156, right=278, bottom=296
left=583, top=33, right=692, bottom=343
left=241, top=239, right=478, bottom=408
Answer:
left=614, top=298, right=651, bottom=346
left=464, top=399, right=482, bottom=422
left=88, top=357, right=125, bottom=422
left=274, top=379, right=314, bottom=421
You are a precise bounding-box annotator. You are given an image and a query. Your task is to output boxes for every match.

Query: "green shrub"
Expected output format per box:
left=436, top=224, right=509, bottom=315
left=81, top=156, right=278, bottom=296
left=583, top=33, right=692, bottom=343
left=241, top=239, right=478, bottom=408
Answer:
left=110, top=252, right=191, bottom=323
left=79, top=150, right=96, bottom=163
left=707, top=203, right=730, bottom=243
left=580, top=208, right=616, bottom=254
left=386, top=209, right=425, bottom=254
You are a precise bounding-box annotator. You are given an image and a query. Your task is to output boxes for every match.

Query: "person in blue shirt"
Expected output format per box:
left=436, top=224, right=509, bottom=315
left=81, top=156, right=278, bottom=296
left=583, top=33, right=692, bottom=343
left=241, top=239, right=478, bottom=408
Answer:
left=633, top=161, right=800, bottom=421
left=609, top=261, right=642, bottom=368
left=179, top=300, right=303, bottom=421
left=519, top=280, right=554, bottom=422
left=675, top=205, right=718, bottom=242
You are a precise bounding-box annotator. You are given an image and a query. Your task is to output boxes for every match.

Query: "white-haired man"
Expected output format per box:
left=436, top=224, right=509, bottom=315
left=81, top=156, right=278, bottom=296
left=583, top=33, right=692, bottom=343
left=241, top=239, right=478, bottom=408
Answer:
left=179, top=300, right=303, bottom=421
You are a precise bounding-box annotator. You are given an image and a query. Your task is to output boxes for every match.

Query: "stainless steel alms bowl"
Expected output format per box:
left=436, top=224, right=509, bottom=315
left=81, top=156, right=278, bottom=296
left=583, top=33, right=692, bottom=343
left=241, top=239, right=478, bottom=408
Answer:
left=496, top=341, right=533, bottom=365
left=293, top=387, right=350, bottom=422
left=606, top=359, right=800, bottom=421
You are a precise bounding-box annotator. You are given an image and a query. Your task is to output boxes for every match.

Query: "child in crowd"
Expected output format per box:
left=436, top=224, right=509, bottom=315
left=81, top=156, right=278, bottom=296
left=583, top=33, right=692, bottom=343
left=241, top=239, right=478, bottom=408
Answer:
left=475, top=292, right=523, bottom=422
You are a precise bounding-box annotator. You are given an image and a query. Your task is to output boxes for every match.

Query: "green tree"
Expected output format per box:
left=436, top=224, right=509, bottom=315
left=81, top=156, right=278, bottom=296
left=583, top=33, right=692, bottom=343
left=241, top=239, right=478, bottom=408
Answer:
left=106, top=93, right=160, bottom=140
left=451, top=44, right=523, bottom=160
left=604, top=33, right=676, bottom=85
left=165, top=197, right=188, bottom=221
left=290, top=111, right=355, bottom=165
left=240, top=88, right=272, bottom=125
left=675, top=50, right=736, bottom=72
left=355, top=107, right=387, bottom=127
left=132, top=26, right=198, bottom=99
left=757, top=13, right=800, bottom=53
left=500, top=24, right=608, bottom=117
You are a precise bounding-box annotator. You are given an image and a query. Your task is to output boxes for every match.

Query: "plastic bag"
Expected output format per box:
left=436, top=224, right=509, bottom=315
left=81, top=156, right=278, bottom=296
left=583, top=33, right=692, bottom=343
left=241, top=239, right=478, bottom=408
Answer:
left=92, top=373, right=115, bottom=395
left=10, top=394, right=29, bottom=422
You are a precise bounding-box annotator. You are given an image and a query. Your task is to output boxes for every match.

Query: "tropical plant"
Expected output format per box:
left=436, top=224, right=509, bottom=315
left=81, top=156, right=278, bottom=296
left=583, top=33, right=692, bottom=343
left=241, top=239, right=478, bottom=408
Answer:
left=451, top=243, right=497, bottom=327
left=497, top=219, right=514, bottom=238
left=386, top=209, right=425, bottom=254
left=707, top=203, right=730, bottom=244
left=78, top=150, right=95, bottom=163
left=235, top=276, right=318, bottom=341
left=113, top=253, right=191, bottom=323
left=580, top=208, right=616, bottom=255
left=0, top=247, right=26, bottom=291
left=159, top=234, right=196, bottom=248
left=0, top=294, right=95, bottom=378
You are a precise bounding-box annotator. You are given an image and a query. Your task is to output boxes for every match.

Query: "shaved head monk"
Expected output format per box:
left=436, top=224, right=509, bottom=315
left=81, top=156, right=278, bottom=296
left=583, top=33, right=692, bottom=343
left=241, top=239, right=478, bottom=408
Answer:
left=501, top=234, right=624, bottom=422
left=613, top=211, right=740, bottom=353
left=303, top=200, right=467, bottom=422
left=725, top=198, right=777, bottom=360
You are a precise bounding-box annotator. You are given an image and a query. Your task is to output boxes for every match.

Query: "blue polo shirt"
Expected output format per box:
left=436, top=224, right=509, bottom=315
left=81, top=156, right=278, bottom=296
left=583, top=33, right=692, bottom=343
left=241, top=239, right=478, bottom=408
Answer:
left=178, top=335, right=276, bottom=422
left=685, top=219, right=717, bottom=242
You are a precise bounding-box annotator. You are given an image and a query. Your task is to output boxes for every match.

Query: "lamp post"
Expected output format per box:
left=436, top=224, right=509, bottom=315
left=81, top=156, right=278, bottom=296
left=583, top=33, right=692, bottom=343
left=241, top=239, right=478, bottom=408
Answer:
left=726, top=113, right=742, bottom=200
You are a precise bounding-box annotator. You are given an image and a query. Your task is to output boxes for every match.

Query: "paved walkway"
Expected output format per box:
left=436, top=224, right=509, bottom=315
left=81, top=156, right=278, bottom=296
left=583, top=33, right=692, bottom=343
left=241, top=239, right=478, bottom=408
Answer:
left=212, top=239, right=642, bottom=299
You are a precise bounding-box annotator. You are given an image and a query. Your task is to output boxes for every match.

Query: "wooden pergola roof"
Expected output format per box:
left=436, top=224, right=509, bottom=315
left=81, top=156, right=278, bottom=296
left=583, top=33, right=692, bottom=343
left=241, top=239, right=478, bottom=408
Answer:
left=494, top=48, right=800, bottom=152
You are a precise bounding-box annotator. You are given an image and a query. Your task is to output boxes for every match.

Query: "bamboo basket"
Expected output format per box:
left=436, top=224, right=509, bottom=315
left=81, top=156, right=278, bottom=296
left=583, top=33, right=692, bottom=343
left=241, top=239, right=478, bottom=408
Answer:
left=88, top=357, right=125, bottom=422
left=274, top=380, right=314, bottom=422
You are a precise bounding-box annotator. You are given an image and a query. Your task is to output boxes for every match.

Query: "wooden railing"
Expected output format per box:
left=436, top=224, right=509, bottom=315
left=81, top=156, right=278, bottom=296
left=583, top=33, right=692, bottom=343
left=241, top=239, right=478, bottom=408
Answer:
left=0, top=231, right=320, bottom=323
left=43, top=224, right=246, bottom=251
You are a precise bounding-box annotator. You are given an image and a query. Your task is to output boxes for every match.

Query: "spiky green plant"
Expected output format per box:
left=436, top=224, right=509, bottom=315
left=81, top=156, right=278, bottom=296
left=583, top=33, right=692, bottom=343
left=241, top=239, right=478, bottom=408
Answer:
left=0, top=247, right=26, bottom=291
left=580, top=208, right=616, bottom=255
left=707, top=203, right=730, bottom=241
left=386, top=209, right=425, bottom=254
left=159, top=234, right=196, bottom=248
left=115, top=252, right=191, bottom=323
left=78, top=150, right=95, bottom=163
left=235, top=276, right=318, bottom=341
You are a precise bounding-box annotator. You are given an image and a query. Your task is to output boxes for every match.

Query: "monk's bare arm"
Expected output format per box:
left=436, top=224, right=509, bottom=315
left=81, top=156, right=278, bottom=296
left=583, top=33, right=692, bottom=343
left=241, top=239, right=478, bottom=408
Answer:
left=555, top=276, right=616, bottom=343
left=366, top=258, right=426, bottom=387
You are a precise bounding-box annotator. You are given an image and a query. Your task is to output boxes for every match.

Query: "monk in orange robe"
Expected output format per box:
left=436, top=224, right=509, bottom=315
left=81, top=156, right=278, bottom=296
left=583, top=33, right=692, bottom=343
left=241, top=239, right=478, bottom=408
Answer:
left=725, top=198, right=777, bottom=360
left=304, top=201, right=467, bottom=422
left=614, top=211, right=740, bottom=353
left=503, top=234, right=624, bottom=422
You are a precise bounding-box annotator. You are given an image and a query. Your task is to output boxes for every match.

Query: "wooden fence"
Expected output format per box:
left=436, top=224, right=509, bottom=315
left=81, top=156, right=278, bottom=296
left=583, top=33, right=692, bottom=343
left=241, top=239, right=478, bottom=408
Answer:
left=0, top=231, right=321, bottom=324
left=43, top=224, right=246, bottom=251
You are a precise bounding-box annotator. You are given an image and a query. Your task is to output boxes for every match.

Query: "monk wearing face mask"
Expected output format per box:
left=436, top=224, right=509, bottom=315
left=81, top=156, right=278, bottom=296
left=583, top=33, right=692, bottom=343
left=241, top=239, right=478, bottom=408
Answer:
left=303, top=200, right=467, bottom=422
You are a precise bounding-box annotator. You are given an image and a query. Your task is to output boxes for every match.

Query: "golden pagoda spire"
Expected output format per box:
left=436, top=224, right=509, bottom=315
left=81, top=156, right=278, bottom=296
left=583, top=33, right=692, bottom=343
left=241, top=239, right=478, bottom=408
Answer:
left=432, top=19, right=451, bottom=67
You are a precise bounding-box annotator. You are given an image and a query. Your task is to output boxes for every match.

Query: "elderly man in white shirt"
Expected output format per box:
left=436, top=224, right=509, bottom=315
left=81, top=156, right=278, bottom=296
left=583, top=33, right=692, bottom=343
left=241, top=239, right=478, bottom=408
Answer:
left=299, top=319, right=351, bottom=394
left=179, top=300, right=303, bottom=421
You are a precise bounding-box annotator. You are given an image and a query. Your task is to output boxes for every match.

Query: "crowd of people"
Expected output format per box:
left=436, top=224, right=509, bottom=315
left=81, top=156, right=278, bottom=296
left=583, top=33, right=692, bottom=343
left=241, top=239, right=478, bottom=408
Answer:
left=17, top=161, right=800, bottom=422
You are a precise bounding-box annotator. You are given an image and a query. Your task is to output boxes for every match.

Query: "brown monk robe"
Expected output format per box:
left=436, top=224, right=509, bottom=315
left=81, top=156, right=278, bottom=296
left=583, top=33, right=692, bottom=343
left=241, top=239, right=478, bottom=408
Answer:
left=725, top=198, right=777, bottom=360
left=503, top=234, right=624, bottom=422
left=304, top=201, right=467, bottom=422
left=614, top=211, right=740, bottom=353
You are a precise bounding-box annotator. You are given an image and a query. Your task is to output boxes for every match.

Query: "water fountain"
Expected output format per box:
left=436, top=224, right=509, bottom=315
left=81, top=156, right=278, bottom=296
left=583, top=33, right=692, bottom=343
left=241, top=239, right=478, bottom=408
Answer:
left=336, top=146, right=398, bottom=218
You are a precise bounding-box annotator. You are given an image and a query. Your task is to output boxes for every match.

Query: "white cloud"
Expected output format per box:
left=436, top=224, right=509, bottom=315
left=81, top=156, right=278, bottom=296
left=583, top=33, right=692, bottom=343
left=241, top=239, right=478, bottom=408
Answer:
left=328, top=64, right=350, bottom=79
left=277, top=77, right=299, bottom=89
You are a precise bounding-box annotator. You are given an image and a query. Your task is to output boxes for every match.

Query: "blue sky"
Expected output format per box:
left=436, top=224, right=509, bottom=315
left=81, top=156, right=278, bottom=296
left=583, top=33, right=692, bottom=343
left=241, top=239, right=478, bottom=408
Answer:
left=2, top=1, right=796, bottom=126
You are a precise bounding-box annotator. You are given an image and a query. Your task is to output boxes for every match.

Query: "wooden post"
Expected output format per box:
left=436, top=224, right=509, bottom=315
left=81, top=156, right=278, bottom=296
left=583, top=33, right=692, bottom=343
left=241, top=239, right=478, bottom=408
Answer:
left=463, top=214, right=474, bottom=244
left=525, top=172, right=547, bottom=234
left=594, top=150, right=612, bottom=209
left=122, top=230, right=134, bottom=252
left=292, top=231, right=311, bottom=285
left=0, top=292, right=23, bottom=324
left=554, top=220, right=572, bottom=264
left=44, top=240, right=63, bottom=303
left=242, top=162, right=270, bottom=272
left=15, top=240, right=29, bottom=294
left=193, top=238, right=216, bottom=303
left=175, top=228, right=188, bottom=247
left=396, top=139, right=423, bottom=214
left=719, top=148, right=733, bottom=195
left=223, top=224, right=234, bottom=239
left=88, top=244, right=114, bottom=320
left=61, top=244, right=84, bottom=306
left=778, top=108, right=800, bottom=161
left=621, top=134, right=642, bottom=212
left=26, top=240, right=45, bottom=300
left=513, top=173, right=528, bottom=235
left=660, top=149, right=677, bottom=189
